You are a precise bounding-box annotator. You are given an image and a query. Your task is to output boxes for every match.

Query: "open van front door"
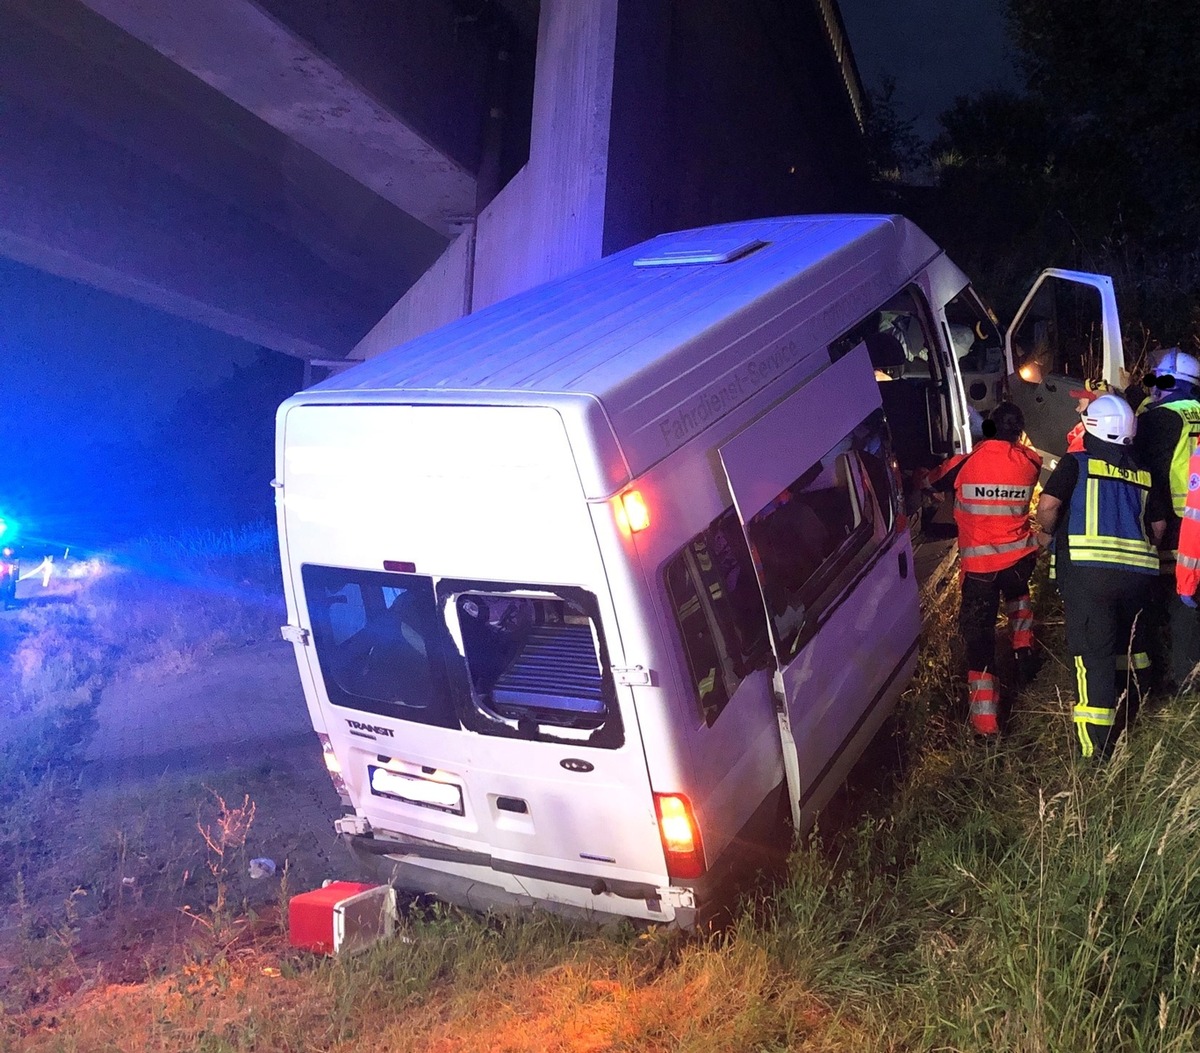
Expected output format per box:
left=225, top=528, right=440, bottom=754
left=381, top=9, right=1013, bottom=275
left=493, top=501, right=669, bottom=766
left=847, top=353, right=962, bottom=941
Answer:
left=718, top=347, right=921, bottom=829
left=1005, top=270, right=1125, bottom=466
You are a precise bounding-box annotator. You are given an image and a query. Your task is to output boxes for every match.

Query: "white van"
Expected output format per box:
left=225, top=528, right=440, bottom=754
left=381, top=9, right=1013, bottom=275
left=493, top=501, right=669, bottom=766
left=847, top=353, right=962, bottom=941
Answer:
left=275, top=214, right=1123, bottom=927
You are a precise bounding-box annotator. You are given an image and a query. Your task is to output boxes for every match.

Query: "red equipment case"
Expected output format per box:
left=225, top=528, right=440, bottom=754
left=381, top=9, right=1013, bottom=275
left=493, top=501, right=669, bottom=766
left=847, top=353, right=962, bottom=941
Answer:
left=288, top=881, right=385, bottom=954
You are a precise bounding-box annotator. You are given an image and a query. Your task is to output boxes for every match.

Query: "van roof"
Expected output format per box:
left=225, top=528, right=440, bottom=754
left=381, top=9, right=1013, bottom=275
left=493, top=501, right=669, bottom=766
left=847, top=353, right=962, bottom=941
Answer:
left=289, top=214, right=942, bottom=495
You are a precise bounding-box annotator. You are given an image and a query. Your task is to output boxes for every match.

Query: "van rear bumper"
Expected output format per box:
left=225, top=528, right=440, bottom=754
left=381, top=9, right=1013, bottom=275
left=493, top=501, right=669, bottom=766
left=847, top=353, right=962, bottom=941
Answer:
left=346, top=833, right=695, bottom=927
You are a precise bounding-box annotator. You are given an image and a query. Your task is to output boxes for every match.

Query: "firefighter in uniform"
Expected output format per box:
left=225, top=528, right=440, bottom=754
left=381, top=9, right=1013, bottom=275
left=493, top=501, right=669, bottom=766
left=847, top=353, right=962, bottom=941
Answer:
left=929, top=403, right=1042, bottom=736
left=1133, top=348, right=1200, bottom=688
left=1036, top=395, right=1166, bottom=759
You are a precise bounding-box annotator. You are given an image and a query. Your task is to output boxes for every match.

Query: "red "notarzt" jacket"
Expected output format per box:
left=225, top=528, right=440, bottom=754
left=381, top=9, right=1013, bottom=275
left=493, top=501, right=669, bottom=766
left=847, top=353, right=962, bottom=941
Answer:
left=932, top=439, right=1043, bottom=573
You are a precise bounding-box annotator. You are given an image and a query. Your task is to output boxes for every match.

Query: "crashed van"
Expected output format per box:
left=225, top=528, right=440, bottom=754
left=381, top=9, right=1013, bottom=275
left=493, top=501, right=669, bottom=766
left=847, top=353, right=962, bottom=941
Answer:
left=275, top=214, right=1124, bottom=927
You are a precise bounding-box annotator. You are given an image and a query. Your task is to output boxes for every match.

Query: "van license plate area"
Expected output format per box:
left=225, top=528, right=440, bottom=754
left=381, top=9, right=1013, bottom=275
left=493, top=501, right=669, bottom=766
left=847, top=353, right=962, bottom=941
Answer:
left=368, top=766, right=464, bottom=815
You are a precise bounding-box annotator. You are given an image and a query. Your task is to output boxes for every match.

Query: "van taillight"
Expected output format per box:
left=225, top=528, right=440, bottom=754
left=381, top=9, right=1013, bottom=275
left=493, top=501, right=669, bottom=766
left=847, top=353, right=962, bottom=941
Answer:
left=654, top=793, right=705, bottom=879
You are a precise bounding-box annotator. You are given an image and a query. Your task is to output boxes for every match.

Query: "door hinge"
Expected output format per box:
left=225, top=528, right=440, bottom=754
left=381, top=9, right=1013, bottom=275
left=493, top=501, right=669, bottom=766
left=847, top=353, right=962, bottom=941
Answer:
left=269, top=478, right=284, bottom=490
left=281, top=624, right=310, bottom=646
left=612, top=665, right=652, bottom=686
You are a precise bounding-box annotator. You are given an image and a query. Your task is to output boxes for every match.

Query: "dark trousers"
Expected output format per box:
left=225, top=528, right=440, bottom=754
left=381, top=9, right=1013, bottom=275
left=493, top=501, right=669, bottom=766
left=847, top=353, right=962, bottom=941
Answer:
left=1062, top=569, right=1153, bottom=759
left=959, top=551, right=1038, bottom=672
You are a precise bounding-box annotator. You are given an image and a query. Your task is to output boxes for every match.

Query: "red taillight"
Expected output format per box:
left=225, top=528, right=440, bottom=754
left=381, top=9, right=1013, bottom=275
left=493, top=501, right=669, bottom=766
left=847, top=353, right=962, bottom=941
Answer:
left=654, top=792, right=705, bottom=879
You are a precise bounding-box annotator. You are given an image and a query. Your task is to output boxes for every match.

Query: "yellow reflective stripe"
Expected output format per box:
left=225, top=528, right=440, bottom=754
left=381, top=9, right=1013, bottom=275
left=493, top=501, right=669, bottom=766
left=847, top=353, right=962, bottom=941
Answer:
left=1068, top=534, right=1158, bottom=554
left=1068, top=546, right=1159, bottom=564
left=1087, top=460, right=1152, bottom=487
left=1074, top=657, right=1093, bottom=758
left=1068, top=550, right=1160, bottom=571
left=1075, top=706, right=1116, bottom=726
left=1085, top=478, right=1099, bottom=537
left=1115, top=652, right=1151, bottom=671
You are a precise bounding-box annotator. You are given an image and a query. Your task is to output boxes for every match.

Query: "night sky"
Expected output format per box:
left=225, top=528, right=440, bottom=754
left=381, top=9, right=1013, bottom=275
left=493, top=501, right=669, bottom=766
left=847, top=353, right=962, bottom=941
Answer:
left=837, top=0, right=1020, bottom=140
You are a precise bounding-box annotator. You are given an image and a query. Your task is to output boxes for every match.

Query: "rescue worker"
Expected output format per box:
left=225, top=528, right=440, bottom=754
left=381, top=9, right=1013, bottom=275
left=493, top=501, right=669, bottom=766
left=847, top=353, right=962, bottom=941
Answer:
left=1036, top=395, right=1166, bottom=759
left=928, top=402, right=1042, bottom=736
left=1175, top=441, right=1200, bottom=613
left=1132, top=348, right=1200, bottom=689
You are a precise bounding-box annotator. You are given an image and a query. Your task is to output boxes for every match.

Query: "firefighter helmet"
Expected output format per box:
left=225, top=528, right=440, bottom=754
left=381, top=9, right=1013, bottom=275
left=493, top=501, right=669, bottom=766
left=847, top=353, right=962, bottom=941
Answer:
left=1155, top=348, right=1200, bottom=389
left=1081, top=394, right=1136, bottom=445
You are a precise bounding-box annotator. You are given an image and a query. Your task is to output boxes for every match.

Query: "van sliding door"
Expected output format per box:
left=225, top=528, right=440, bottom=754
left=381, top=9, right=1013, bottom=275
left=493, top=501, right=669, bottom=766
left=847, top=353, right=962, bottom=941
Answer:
left=718, top=347, right=921, bottom=828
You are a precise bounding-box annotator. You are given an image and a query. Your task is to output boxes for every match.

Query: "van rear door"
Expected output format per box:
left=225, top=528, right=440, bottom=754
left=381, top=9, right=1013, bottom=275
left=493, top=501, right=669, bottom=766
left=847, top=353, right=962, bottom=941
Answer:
left=279, top=403, right=669, bottom=900
left=1005, top=270, right=1124, bottom=464
left=718, top=348, right=921, bottom=826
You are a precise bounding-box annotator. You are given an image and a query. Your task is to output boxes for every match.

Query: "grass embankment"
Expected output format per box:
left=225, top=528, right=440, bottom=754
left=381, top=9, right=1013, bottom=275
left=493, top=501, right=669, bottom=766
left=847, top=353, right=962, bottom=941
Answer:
left=5, top=543, right=1200, bottom=1051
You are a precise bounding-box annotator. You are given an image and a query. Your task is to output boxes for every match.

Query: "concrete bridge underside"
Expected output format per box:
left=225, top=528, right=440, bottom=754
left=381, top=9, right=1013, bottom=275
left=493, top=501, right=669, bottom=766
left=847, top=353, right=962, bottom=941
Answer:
left=0, top=0, right=867, bottom=368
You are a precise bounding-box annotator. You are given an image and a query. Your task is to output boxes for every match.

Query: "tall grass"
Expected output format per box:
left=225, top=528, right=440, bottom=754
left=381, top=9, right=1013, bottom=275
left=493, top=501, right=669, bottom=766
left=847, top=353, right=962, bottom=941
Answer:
left=750, top=572, right=1200, bottom=1051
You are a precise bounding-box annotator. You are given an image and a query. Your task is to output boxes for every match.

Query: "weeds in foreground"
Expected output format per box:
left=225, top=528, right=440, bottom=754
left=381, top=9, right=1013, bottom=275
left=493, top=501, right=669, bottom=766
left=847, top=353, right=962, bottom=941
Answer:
left=181, top=790, right=257, bottom=942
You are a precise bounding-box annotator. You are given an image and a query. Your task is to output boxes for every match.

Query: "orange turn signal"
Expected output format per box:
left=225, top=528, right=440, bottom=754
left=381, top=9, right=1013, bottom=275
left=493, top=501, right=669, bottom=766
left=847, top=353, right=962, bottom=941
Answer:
left=621, top=490, right=651, bottom=533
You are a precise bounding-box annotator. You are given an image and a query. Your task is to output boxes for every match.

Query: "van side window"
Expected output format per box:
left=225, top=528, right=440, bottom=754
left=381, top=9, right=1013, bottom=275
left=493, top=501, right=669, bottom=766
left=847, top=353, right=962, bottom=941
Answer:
left=831, top=287, right=939, bottom=380
left=747, top=411, right=896, bottom=661
left=665, top=509, right=769, bottom=726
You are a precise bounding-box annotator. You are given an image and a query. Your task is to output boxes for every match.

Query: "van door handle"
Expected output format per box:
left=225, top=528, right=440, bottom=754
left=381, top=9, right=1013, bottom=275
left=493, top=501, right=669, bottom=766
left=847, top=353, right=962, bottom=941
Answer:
left=899, top=551, right=909, bottom=579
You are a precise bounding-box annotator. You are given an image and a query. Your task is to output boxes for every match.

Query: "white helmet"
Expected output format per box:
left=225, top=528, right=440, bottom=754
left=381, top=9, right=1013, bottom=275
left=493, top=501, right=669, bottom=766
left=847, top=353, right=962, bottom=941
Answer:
left=1155, top=348, right=1200, bottom=388
left=1082, top=394, right=1136, bottom=445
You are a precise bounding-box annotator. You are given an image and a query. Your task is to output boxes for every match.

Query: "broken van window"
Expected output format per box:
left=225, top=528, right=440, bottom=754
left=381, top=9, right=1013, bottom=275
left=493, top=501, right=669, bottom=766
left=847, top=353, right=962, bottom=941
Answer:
left=302, top=565, right=458, bottom=729
left=440, top=582, right=623, bottom=748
